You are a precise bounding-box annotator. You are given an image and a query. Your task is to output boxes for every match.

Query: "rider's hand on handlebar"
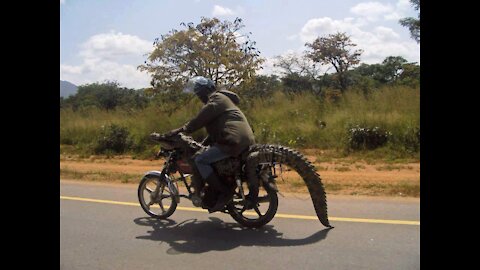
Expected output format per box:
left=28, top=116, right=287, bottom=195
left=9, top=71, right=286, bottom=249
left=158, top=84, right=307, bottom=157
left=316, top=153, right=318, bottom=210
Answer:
left=164, top=127, right=185, bottom=137
left=149, top=132, right=163, bottom=141
left=155, top=148, right=164, bottom=158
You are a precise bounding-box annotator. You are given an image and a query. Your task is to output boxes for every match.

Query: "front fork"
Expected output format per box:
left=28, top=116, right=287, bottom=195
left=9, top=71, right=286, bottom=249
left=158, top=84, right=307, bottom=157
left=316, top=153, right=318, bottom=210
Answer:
left=149, top=154, right=180, bottom=204
left=235, top=176, right=246, bottom=201
left=148, top=170, right=168, bottom=206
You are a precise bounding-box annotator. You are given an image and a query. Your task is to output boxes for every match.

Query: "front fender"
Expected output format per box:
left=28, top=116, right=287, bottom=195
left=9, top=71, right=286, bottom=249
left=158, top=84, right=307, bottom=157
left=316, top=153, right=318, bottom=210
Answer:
left=143, top=170, right=163, bottom=179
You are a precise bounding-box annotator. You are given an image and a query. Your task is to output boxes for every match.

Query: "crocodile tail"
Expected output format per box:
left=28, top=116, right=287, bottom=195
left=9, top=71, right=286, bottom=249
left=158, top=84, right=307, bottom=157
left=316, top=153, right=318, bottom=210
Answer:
left=245, top=144, right=332, bottom=228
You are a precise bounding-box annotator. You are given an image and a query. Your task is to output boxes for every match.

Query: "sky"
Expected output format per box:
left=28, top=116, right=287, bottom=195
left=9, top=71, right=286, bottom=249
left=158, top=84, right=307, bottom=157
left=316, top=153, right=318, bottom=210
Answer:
left=60, top=0, right=420, bottom=89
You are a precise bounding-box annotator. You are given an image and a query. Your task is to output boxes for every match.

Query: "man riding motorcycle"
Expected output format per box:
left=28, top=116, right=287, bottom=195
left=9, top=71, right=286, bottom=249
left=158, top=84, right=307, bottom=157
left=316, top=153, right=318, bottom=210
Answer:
left=166, top=76, right=256, bottom=212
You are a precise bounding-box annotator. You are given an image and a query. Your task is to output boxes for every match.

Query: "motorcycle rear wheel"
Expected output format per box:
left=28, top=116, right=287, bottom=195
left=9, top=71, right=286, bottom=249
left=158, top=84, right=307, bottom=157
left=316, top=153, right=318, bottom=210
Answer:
left=227, top=184, right=278, bottom=228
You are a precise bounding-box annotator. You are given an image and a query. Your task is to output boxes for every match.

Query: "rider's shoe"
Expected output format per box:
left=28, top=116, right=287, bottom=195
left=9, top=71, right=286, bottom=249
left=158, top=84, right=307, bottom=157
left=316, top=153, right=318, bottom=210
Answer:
left=191, top=194, right=202, bottom=207
left=208, top=192, right=233, bottom=213
left=243, top=197, right=255, bottom=210
left=204, top=172, right=233, bottom=213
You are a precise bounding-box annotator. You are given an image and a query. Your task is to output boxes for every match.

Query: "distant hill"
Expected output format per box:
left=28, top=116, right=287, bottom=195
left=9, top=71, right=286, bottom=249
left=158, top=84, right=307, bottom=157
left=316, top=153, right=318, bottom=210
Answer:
left=60, top=80, right=78, bottom=97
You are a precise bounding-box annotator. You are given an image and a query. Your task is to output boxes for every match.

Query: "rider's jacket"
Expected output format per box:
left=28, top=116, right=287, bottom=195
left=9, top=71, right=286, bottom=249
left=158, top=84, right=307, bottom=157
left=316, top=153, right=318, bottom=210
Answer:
left=183, top=90, right=255, bottom=156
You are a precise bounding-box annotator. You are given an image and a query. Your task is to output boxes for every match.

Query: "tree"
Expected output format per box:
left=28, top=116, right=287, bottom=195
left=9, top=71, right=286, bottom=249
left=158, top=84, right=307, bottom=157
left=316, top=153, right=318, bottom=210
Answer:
left=305, top=32, right=363, bottom=92
left=274, top=53, right=323, bottom=94
left=274, top=53, right=322, bottom=79
left=351, top=56, right=419, bottom=89
left=398, top=62, right=420, bottom=87
left=381, top=56, right=408, bottom=83
left=354, top=63, right=385, bottom=82
left=138, top=17, right=264, bottom=94
left=61, top=81, right=148, bottom=111
left=347, top=69, right=380, bottom=94
left=399, top=0, right=420, bottom=43
left=281, top=73, right=315, bottom=95
left=241, top=75, right=281, bottom=100
left=351, top=56, right=414, bottom=87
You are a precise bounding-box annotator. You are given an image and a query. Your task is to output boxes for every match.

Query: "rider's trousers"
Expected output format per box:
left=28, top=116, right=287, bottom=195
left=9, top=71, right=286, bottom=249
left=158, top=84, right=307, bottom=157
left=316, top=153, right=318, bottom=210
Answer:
left=194, top=145, right=230, bottom=179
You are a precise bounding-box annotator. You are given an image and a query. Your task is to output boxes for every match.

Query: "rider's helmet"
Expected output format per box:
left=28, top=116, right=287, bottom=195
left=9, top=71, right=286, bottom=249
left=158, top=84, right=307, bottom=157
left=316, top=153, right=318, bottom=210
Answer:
left=183, top=76, right=216, bottom=98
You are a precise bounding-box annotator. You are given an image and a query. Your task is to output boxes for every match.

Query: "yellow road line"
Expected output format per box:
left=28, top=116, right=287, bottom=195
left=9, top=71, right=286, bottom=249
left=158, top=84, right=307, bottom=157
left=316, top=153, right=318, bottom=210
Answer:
left=60, top=195, right=420, bottom=226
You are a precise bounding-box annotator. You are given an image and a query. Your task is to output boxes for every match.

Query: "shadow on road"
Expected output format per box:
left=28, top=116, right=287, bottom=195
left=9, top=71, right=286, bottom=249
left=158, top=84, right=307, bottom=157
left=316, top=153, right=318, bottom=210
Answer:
left=134, top=216, right=332, bottom=254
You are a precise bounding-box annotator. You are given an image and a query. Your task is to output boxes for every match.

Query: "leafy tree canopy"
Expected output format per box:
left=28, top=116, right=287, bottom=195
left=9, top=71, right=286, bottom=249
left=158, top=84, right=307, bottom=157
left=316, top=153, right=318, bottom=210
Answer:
left=305, top=32, right=363, bottom=91
left=138, top=17, right=264, bottom=94
left=399, top=0, right=420, bottom=43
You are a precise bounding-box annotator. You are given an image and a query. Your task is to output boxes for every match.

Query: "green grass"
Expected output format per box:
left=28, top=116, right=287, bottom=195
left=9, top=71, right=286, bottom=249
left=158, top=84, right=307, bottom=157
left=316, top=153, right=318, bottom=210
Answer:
left=315, top=165, right=329, bottom=171
left=335, top=166, right=351, bottom=172
left=324, top=183, right=343, bottom=191
left=355, top=164, right=366, bottom=170
left=324, top=181, right=420, bottom=197
left=387, top=182, right=420, bottom=197
left=376, top=165, right=406, bottom=171
left=60, top=168, right=141, bottom=183
left=60, top=85, right=419, bottom=159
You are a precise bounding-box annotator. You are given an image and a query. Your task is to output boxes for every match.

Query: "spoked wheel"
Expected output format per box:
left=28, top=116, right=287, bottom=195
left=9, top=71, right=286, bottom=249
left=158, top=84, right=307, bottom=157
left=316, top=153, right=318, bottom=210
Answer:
left=138, top=176, right=177, bottom=219
left=227, top=182, right=278, bottom=228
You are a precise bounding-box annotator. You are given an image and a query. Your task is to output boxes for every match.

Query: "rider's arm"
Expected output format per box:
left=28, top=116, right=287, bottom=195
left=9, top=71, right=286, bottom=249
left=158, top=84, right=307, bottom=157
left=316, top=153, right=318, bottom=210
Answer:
left=183, top=94, right=224, bottom=133
left=200, top=135, right=212, bottom=146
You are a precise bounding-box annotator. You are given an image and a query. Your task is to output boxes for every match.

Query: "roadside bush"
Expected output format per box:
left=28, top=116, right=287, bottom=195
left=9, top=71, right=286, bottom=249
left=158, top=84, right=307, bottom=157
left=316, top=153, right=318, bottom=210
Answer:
left=321, top=88, right=342, bottom=103
left=347, top=125, right=392, bottom=150
left=400, top=126, right=420, bottom=152
left=94, top=124, right=132, bottom=154
left=255, top=121, right=273, bottom=143
left=60, top=137, right=74, bottom=145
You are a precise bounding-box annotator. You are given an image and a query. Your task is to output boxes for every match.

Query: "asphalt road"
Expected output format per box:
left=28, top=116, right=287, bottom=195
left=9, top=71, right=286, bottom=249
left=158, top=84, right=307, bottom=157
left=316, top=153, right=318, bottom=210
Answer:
left=60, top=180, right=420, bottom=270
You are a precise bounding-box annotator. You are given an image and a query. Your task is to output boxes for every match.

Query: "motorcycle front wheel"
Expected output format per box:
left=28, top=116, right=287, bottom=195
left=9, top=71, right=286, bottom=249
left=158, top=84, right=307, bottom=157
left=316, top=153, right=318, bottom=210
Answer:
left=227, top=183, right=278, bottom=228
left=138, top=175, right=177, bottom=219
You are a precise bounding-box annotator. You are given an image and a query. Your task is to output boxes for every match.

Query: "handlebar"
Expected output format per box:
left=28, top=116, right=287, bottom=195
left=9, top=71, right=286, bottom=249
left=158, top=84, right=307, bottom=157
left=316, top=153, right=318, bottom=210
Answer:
left=150, top=131, right=181, bottom=142
left=149, top=132, right=165, bottom=141
left=150, top=132, right=176, bottom=159
left=155, top=148, right=169, bottom=159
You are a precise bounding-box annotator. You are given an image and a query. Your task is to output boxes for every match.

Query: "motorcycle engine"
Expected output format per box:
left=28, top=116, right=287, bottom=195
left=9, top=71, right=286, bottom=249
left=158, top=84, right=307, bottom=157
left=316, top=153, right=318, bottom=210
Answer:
left=201, top=186, right=219, bottom=209
left=212, top=158, right=242, bottom=181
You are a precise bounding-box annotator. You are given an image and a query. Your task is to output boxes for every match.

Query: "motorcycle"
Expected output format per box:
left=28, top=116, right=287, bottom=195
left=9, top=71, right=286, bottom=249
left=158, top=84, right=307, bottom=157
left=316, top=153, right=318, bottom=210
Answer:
left=137, top=132, right=332, bottom=228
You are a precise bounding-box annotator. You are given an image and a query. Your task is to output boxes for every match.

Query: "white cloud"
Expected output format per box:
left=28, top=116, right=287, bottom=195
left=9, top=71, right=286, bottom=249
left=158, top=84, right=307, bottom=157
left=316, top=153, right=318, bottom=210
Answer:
left=299, top=17, right=363, bottom=43
left=373, top=26, right=400, bottom=41
left=61, top=61, right=151, bottom=89
left=350, top=2, right=393, bottom=21
left=286, top=34, right=298, bottom=41
left=60, top=31, right=153, bottom=89
left=297, top=17, right=419, bottom=64
left=60, top=64, right=83, bottom=75
left=257, top=56, right=282, bottom=76
left=259, top=51, right=332, bottom=77
left=396, top=0, right=413, bottom=10
left=79, top=31, right=152, bottom=61
left=351, top=0, right=415, bottom=21
left=234, top=31, right=248, bottom=44
left=212, top=5, right=235, bottom=16
left=384, top=0, right=414, bottom=20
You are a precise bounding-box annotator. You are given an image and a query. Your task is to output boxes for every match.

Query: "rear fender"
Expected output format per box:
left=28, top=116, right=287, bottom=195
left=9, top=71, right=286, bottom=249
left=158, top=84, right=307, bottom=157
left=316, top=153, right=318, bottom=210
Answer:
left=258, top=164, right=279, bottom=192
